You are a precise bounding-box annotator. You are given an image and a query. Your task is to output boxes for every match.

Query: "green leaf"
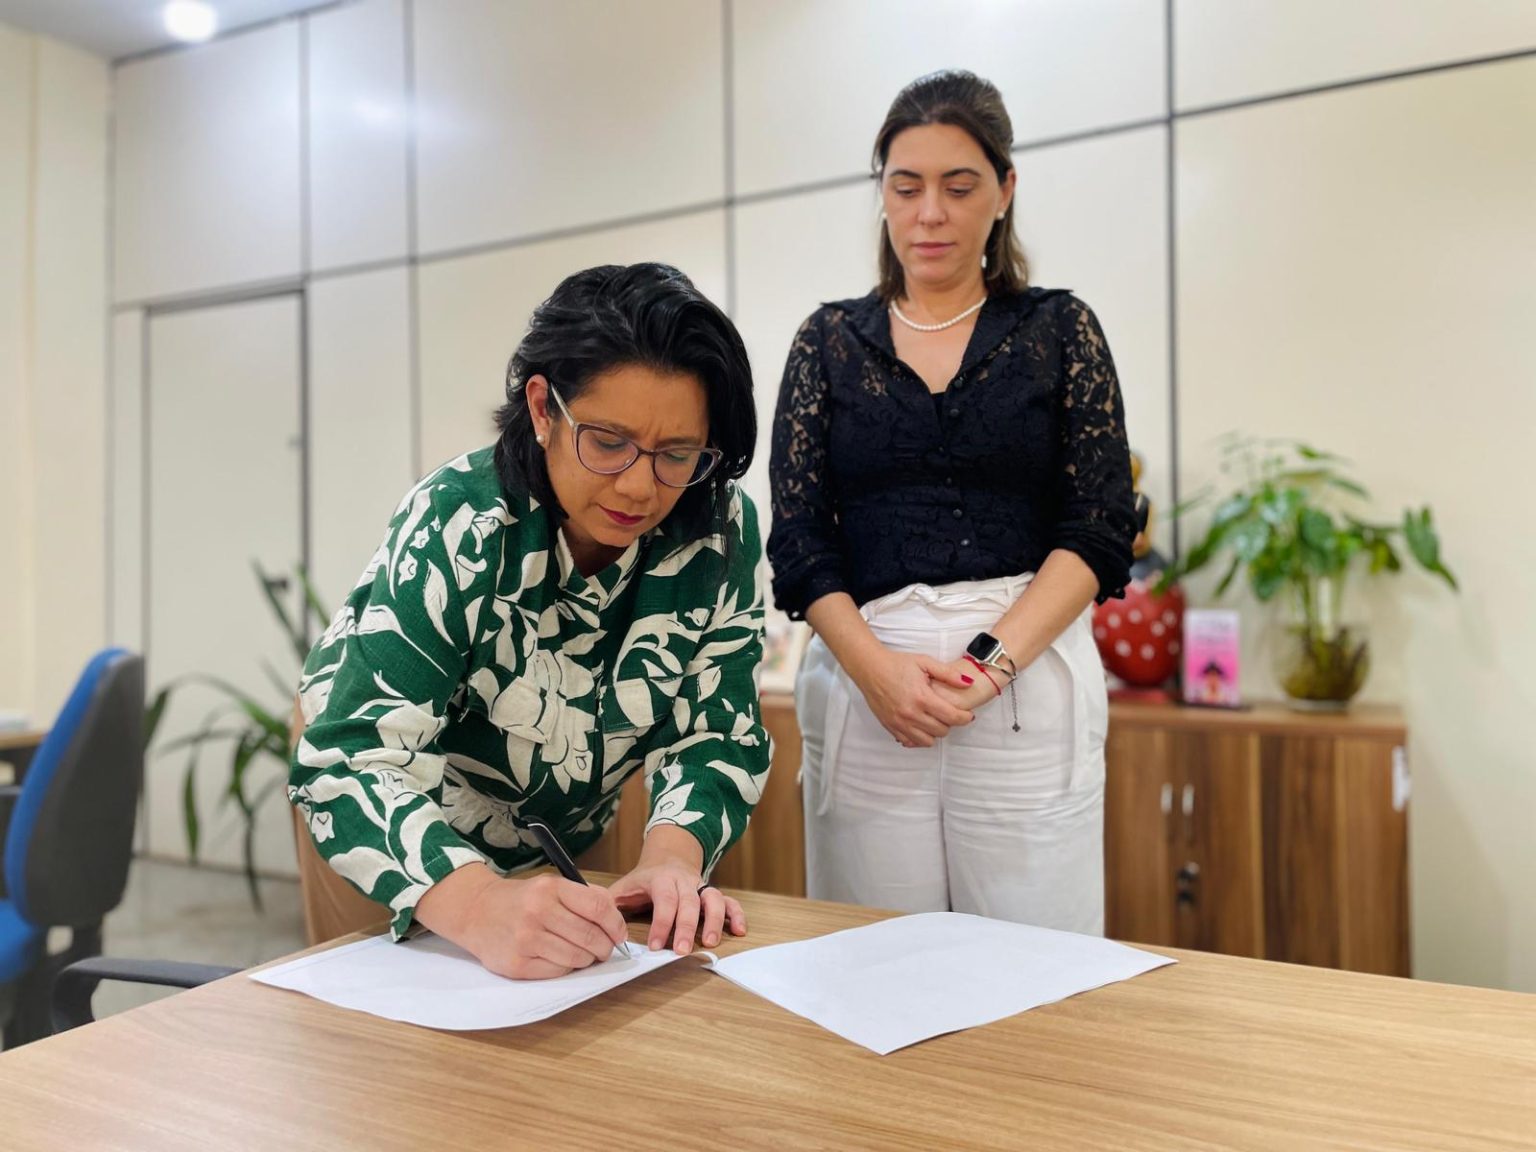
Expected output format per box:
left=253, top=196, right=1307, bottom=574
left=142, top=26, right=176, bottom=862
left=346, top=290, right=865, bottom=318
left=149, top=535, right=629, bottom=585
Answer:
left=1326, top=475, right=1369, bottom=498
left=260, top=659, right=297, bottom=704
left=157, top=726, right=251, bottom=754
left=254, top=561, right=309, bottom=665
left=1369, top=538, right=1402, bottom=574
left=1250, top=560, right=1288, bottom=602
left=1209, top=494, right=1253, bottom=530
left=144, top=685, right=172, bottom=749
left=297, top=563, right=331, bottom=632
left=242, top=815, right=264, bottom=914
left=1298, top=507, right=1337, bottom=551
left=181, top=673, right=291, bottom=745
left=1213, top=554, right=1243, bottom=597
left=1258, top=487, right=1305, bottom=527
left=1228, top=518, right=1272, bottom=562
left=1295, top=442, right=1346, bottom=463
left=228, top=734, right=259, bottom=809
left=1403, top=507, right=1459, bottom=590
left=181, top=758, right=200, bottom=862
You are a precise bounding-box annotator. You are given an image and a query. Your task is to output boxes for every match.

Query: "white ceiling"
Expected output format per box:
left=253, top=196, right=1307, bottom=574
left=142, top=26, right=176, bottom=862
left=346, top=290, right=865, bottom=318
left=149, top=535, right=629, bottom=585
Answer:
left=0, top=0, right=337, bottom=61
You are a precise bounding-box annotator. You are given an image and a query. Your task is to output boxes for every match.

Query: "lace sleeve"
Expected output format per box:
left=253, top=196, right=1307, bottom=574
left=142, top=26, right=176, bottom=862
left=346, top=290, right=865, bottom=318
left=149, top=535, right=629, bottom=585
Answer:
left=767, top=311, right=848, bottom=620
left=1052, top=297, right=1138, bottom=602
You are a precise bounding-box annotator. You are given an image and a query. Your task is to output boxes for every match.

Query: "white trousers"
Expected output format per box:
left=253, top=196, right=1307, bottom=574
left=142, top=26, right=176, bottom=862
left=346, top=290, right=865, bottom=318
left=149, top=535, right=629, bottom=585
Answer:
left=796, top=575, right=1108, bottom=934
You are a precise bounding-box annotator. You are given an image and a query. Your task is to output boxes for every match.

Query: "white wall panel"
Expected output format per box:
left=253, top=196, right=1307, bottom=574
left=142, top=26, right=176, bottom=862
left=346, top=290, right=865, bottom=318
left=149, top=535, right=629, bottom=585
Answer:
left=110, top=308, right=145, bottom=858
left=733, top=0, right=1165, bottom=197
left=146, top=296, right=303, bottom=876
left=115, top=22, right=302, bottom=303
left=413, top=0, right=724, bottom=256
left=307, top=0, right=410, bottom=271
left=32, top=38, right=109, bottom=718
left=1177, top=59, right=1536, bottom=992
left=1015, top=125, right=1170, bottom=541
left=0, top=24, right=34, bottom=718
left=1176, top=0, right=1536, bottom=109
left=416, top=209, right=728, bottom=470
left=308, top=267, right=414, bottom=608
left=109, top=311, right=144, bottom=654
left=733, top=182, right=880, bottom=539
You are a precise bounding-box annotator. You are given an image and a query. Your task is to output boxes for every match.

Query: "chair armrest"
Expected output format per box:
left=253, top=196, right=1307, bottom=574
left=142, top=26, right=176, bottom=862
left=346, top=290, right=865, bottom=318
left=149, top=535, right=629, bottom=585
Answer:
left=52, top=957, right=242, bottom=1033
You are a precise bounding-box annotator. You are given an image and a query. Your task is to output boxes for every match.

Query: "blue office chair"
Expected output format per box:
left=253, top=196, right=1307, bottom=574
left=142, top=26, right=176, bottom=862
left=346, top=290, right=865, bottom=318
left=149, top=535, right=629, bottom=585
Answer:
left=0, top=648, right=145, bottom=1048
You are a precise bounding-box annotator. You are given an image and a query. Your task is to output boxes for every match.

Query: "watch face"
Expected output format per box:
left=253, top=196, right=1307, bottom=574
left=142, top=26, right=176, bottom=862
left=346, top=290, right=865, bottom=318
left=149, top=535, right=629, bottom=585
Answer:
left=966, top=633, right=999, bottom=663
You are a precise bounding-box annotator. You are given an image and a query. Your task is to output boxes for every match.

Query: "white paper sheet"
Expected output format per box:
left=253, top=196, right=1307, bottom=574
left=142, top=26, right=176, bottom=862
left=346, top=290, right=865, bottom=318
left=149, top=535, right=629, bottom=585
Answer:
left=252, top=913, right=1173, bottom=1051
left=707, top=911, right=1176, bottom=1055
left=251, top=936, right=683, bottom=1031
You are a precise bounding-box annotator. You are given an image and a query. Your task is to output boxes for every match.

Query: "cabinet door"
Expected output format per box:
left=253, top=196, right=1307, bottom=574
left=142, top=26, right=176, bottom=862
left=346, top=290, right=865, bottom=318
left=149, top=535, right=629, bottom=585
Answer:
left=1175, top=730, right=1265, bottom=958
left=1260, top=734, right=1341, bottom=968
left=1333, top=738, right=1410, bottom=976
left=1259, top=734, right=1410, bottom=975
left=1104, top=726, right=1177, bottom=946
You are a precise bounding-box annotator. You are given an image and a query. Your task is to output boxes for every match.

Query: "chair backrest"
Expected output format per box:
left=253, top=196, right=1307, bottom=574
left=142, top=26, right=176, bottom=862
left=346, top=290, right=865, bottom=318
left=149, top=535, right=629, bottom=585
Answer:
left=4, top=649, right=145, bottom=928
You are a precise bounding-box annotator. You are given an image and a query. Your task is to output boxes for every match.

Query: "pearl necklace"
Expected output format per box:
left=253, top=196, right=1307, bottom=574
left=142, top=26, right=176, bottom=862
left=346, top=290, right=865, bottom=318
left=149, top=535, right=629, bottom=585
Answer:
left=889, top=296, right=987, bottom=332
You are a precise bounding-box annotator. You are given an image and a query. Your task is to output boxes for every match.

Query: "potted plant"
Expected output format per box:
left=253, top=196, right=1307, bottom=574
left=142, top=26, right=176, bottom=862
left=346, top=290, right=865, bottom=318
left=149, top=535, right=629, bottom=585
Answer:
left=145, top=564, right=329, bottom=908
left=1160, top=437, right=1457, bottom=710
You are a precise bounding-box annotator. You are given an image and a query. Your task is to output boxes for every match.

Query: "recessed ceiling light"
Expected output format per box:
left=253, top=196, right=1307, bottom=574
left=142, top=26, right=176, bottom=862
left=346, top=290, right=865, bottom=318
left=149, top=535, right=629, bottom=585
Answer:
left=163, top=1, right=219, bottom=44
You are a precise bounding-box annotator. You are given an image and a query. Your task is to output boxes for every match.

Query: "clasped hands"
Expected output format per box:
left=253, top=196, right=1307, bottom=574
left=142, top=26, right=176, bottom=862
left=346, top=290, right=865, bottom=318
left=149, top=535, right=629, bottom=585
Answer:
left=853, top=650, right=1011, bottom=748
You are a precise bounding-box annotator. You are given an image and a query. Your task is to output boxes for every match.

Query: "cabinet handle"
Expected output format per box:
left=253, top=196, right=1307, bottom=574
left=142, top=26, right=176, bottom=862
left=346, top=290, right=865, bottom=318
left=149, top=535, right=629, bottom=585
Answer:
left=1181, top=783, right=1195, bottom=842
left=1175, top=860, right=1201, bottom=906
left=1160, top=782, right=1173, bottom=817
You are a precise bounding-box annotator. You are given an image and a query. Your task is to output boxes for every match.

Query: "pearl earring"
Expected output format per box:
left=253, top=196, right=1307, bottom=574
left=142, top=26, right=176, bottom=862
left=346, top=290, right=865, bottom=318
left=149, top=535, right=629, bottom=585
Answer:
left=981, top=254, right=988, bottom=271
left=536, top=434, right=545, bottom=445
left=996, top=211, right=1006, bottom=220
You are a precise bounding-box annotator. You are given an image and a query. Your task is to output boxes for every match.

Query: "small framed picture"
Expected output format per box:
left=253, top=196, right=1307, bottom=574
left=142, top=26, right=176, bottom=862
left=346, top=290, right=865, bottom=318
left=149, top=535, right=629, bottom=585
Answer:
left=1181, top=608, right=1242, bottom=708
left=758, top=612, right=811, bottom=696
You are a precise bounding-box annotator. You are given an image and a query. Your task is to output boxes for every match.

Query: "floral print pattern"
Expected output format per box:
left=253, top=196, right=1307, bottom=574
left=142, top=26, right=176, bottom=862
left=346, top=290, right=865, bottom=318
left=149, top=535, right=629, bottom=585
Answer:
left=290, top=448, right=769, bottom=937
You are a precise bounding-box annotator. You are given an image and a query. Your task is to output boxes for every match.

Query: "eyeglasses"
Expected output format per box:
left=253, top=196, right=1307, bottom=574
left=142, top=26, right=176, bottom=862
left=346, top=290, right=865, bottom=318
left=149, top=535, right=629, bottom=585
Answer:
left=547, top=385, right=722, bottom=489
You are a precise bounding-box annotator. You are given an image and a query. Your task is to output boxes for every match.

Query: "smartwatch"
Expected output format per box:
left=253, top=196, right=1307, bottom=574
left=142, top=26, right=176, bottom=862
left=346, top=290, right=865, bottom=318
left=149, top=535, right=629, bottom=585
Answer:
left=965, top=632, right=1016, bottom=678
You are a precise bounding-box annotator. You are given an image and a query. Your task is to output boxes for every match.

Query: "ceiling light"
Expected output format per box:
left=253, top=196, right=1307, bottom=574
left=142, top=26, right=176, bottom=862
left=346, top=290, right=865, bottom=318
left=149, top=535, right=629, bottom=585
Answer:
left=163, top=1, right=218, bottom=44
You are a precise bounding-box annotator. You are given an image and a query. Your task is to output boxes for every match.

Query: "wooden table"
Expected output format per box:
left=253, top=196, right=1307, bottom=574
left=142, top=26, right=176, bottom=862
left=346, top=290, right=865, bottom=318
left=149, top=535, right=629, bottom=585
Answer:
left=0, top=728, right=46, bottom=786
left=1, top=886, right=1533, bottom=1151
left=0, top=729, right=47, bottom=753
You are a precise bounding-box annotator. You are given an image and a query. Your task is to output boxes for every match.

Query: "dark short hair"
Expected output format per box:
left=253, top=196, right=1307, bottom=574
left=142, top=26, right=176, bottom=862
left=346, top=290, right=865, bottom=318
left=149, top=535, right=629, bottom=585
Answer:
left=493, top=262, right=756, bottom=548
left=873, top=69, right=1029, bottom=301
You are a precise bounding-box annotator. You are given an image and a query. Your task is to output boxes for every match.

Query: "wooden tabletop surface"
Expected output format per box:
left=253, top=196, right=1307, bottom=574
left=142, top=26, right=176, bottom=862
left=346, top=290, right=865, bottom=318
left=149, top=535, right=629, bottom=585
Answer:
left=0, top=728, right=46, bottom=754
left=0, top=884, right=1532, bottom=1151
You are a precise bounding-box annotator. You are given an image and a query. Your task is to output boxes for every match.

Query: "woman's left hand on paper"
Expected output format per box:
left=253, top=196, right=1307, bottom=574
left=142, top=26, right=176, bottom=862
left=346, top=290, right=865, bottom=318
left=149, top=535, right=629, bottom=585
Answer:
left=609, top=825, right=748, bottom=954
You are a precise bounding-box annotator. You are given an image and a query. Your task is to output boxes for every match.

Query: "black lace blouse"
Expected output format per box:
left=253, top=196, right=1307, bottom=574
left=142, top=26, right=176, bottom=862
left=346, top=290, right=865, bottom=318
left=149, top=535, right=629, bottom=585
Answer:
left=767, top=287, right=1137, bottom=620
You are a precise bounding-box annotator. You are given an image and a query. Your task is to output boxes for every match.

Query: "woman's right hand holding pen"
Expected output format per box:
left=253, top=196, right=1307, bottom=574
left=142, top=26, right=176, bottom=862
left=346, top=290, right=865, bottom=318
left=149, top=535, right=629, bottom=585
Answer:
left=416, top=863, right=628, bottom=980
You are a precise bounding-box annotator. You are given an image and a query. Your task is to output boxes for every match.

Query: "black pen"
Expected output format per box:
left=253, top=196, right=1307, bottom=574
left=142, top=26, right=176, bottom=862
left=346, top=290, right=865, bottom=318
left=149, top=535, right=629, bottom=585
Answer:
left=519, top=817, right=631, bottom=963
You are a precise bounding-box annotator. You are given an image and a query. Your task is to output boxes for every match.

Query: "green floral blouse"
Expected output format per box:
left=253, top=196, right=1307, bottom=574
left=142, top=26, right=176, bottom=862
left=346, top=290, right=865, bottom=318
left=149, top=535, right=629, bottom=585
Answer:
left=289, top=448, right=770, bottom=937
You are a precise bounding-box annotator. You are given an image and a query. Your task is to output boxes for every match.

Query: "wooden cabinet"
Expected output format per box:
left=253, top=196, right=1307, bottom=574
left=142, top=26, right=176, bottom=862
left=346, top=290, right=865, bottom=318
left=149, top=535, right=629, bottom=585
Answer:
left=584, top=694, right=1410, bottom=978
left=1104, top=702, right=1410, bottom=977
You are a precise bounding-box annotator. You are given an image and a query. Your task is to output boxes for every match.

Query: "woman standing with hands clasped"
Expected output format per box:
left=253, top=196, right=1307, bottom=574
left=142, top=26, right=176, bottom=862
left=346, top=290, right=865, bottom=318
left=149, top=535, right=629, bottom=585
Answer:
left=768, top=71, right=1137, bottom=933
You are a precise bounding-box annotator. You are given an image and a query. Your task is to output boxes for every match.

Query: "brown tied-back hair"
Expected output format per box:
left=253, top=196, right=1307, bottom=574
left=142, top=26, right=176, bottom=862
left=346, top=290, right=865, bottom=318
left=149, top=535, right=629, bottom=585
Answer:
left=872, top=69, right=1029, bottom=302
